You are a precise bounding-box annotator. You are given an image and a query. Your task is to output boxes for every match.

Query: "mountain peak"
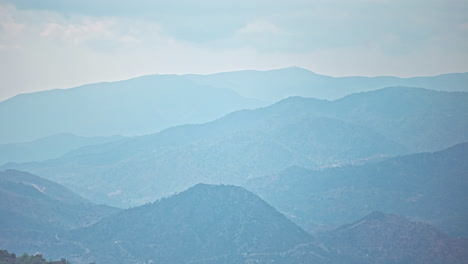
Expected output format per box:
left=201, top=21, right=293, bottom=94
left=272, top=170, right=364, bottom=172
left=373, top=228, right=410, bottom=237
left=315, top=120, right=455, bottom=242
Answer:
left=362, top=211, right=392, bottom=221
left=188, top=182, right=242, bottom=191
left=74, top=184, right=311, bottom=263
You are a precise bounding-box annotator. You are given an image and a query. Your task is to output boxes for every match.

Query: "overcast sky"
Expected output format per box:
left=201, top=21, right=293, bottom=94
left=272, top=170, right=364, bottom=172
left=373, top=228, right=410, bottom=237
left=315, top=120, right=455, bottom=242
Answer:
left=1, top=0, right=467, bottom=101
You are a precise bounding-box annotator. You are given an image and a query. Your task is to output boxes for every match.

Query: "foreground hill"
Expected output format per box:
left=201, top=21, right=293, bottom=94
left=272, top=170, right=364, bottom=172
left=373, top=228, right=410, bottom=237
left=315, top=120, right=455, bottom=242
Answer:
left=67, top=184, right=336, bottom=264
left=0, top=170, right=119, bottom=257
left=3, top=184, right=465, bottom=264
left=247, top=142, right=468, bottom=237
left=0, top=133, right=123, bottom=165
left=4, top=87, right=467, bottom=207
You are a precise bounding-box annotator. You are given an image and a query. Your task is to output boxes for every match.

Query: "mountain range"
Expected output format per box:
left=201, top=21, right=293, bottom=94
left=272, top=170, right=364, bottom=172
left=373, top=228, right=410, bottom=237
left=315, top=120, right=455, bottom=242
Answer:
left=3, top=87, right=467, bottom=207
left=186, top=66, right=468, bottom=101
left=1, top=68, right=467, bottom=263
left=1, top=67, right=467, bottom=144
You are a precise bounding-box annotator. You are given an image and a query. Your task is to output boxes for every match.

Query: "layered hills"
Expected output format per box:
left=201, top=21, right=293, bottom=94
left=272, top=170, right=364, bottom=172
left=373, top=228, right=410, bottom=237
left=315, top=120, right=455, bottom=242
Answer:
left=1, top=68, right=466, bottom=264
left=1, top=67, right=467, bottom=144
left=4, top=87, right=467, bottom=207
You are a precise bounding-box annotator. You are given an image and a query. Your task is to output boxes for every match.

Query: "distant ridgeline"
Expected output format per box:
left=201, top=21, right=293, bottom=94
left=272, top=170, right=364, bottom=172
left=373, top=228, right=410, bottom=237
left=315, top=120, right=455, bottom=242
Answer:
left=1, top=67, right=467, bottom=144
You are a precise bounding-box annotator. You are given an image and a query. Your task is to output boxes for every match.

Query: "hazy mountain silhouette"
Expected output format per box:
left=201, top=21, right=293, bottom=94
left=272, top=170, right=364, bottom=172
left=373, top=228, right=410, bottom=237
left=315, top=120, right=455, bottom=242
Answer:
left=2, top=67, right=467, bottom=144
left=0, top=75, right=262, bottom=144
left=247, top=142, right=468, bottom=237
left=186, top=67, right=468, bottom=101
left=67, top=184, right=333, bottom=264
left=0, top=133, right=123, bottom=166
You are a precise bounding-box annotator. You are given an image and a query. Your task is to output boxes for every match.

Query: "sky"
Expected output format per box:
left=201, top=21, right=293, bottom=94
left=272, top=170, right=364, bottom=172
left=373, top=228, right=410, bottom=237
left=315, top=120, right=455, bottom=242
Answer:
left=0, top=0, right=467, bottom=101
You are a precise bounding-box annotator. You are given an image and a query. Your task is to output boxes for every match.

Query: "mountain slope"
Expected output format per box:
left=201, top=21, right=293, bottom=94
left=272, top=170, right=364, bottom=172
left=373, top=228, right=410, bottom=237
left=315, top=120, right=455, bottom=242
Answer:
left=268, top=87, right=468, bottom=152
left=322, top=212, right=468, bottom=264
left=0, top=170, right=120, bottom=258
left=0, top=133, right=123, bottom=165
left=247, top=142, right=468, bottom=236
left=331, top=87, right=468, bottom=152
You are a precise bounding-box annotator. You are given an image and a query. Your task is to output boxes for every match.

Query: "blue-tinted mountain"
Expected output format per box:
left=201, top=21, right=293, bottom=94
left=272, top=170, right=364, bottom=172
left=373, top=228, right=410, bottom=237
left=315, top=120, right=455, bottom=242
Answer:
left=0, top=133, right=123, bottom=165
left=247, top=142, right=468, bottom=237
left=0, top=75, right=262, bottom=144
left=330, top=87, right=468, bottom=151
left=2, top=67, right=467, bottom=144
left=266, top=87, right=468, bottom=152
left=67, top=184, right=339, bottom=264
left=186, top=66, right=468, bottom=101
left=3, top=87, right=467, bottom=207
left=0, top=170, right=120, bottom=257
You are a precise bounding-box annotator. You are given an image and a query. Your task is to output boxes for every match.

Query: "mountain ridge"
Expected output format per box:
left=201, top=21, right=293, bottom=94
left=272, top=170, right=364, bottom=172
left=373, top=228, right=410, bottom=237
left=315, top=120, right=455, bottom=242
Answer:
left=1, top=67, right=467, bottom=143
left=0, top=133, right=123, bottom=165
